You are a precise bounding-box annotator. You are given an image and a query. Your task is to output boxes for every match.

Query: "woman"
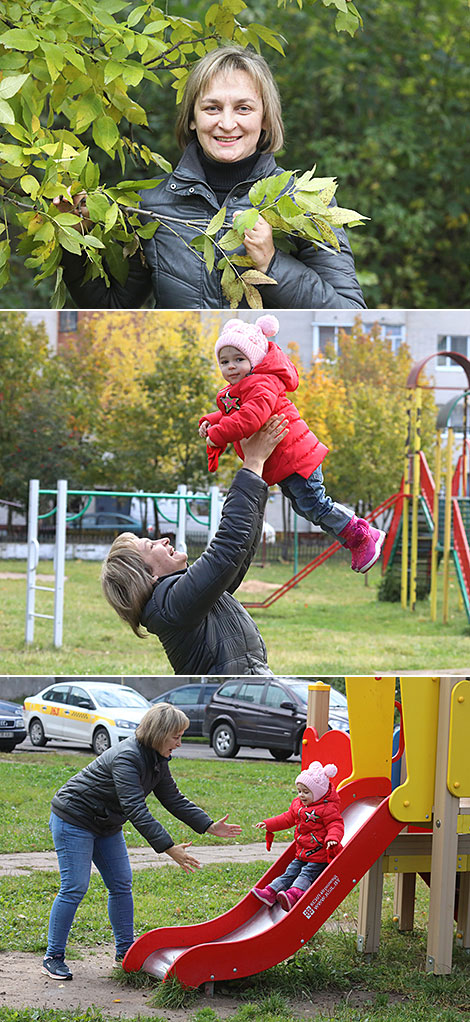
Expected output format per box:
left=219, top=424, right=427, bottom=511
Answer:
left=42, top=702, right=241, bottom=981
left=61, top=46, right=366, bottom=309
left=101, top=417, right=287, bottom=675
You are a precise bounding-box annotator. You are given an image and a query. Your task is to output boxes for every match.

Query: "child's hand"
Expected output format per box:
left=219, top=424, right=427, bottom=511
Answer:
left=326, top=840, right=337, bottom=849
left=206, top=437, right=217, bottom=448
left=254, top=821, right=267, bottom=830
left=199, top=421, right=209, bottom=438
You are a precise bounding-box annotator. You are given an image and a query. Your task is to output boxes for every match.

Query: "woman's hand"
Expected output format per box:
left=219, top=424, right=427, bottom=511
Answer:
left=53, top=190, right=92, bottom=232
left=207, top=814, right=242, bottom=838
left=241, top=414, right=289, bottom=477
left=234, top=212, right=275, bottom=273
left=165, top=842, right=201, bottom=873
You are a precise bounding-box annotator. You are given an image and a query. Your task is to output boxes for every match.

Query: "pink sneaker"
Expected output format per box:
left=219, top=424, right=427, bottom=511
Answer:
left=340, top=515, right=386, bottom=574
left=277, top=886, right=303, bottom=912
left=252, top=885, right=277, bottom=907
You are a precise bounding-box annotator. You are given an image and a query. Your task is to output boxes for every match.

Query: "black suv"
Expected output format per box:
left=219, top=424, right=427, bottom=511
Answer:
left=202, top=677, right=348, bottom=759
left=0, top=699, right=27, bottom=752
left=151, top=681, right=220, bottom=737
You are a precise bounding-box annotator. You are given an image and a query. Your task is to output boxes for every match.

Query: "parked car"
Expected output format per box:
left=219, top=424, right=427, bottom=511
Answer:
left=23, top=682, right=150, bottom=755
left=0, top=699, right=27, bottom=752
left=70, top=512, right=154, bottom=536
left=202, top=678, right=349, bottom=760
left=151, top=681, right=221, bottom=736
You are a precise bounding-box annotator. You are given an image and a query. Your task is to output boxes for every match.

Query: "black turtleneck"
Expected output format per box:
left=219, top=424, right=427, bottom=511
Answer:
left=196, top=142, right=261, bottom=206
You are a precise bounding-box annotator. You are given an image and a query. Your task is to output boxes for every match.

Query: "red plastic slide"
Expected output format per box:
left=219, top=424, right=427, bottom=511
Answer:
left=123, top=775, right=402, bottom=989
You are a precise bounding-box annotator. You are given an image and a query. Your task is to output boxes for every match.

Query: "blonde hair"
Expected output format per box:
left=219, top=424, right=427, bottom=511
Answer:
left=136, top=703, right=189, bottom=750
left=101, top=532, right=154, bottom=638
left=176, top=45, right=284, bottom=153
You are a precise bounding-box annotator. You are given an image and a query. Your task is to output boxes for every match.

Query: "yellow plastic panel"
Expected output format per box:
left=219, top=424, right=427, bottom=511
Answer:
left=342, top=677, right=396, bottom=787
left=389, top=677, right=440, bottom=823
left=448, top=680, right=470, bottom=798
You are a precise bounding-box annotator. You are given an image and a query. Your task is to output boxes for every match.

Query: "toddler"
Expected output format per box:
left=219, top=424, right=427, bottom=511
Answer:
left=252, top=761, right=344, bottom=911
left=199, top=315, right=385, bottom=573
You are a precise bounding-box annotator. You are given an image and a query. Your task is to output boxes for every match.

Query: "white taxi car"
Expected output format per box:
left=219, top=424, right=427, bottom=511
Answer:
left=23, top=682, right=150, bottom=756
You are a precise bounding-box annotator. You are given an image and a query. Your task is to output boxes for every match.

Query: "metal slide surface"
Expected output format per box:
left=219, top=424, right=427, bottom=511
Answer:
left=123, top=779, right=402, bottom=988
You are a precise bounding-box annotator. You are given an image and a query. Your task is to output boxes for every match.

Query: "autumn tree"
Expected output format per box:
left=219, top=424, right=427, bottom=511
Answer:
left=292, top=319, right=436, bottom=512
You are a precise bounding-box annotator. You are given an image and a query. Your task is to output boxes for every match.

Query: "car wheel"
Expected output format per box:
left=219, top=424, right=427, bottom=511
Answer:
left=29, top=719, right=48, bottom=747
left=92, top=726, right=111, bottom=756
left=0, top=740, right=15, bottom=752
left=269, top=748, right=293, bottom=761
left=212, top=723, right=239, bottom=758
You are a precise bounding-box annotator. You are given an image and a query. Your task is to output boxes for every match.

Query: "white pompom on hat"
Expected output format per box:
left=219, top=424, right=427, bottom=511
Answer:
left=215, top=314, right=280, bottom=370
left=295, top=761, right=338, bottom=803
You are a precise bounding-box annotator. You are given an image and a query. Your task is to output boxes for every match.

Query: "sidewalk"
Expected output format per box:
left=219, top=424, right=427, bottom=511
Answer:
left=0, top=842, right=289, bottom=876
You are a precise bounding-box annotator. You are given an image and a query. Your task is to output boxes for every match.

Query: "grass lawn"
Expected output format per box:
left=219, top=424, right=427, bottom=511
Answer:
left=1, top=555, right=468, bottom=675
left=0, top=752, right=296, bottom=854
left=0, top=753, right=468, bottom=1022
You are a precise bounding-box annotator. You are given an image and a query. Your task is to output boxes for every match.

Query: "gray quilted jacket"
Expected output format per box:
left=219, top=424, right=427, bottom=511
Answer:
left=62, top=141, right=366, bottom=309
left=51, top=735, right=213, bottom=849
left=140, top=467, right=270, bottom=675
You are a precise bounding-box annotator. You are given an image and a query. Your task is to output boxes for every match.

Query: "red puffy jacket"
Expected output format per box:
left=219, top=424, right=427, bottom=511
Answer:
left=200, top=342, right=328, bottom=486
left=264, top=783, right=344, bottom=863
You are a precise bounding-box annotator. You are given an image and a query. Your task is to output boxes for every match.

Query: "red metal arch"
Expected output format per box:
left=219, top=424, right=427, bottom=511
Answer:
left=407, top=351, right=470, bottom=390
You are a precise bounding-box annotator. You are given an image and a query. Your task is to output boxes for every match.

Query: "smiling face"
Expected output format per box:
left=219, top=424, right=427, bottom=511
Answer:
left=218, top=345, right=252, bottom=385
left=296, top=782, right=315, bottom=807
left=134, top=536, right=187, bottom=581
left=158, top=727, right=186, bottom=759
left=190, top=69, right=265, bottom=163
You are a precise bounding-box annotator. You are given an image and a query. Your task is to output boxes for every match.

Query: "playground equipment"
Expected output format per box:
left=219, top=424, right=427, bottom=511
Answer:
left=383, top=352, right=470, bottom=622
left=24, top=479, right=220, bottom=647
left=122, top=677, right=470, bottom=988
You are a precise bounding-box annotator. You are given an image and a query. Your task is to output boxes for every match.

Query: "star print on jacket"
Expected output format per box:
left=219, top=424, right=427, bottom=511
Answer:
left=220, top=391, right=240, bottom=413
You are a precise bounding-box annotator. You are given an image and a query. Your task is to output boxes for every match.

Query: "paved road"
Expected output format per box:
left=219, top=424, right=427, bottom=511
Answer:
left=11, top=735, right=300, bottom=761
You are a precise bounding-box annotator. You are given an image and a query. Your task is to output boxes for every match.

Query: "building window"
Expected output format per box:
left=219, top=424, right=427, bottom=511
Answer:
left=315, top=325, right=352, bottom=358
left=59, top=311, right=78, bottom=332
left=313, top=322, right=404, bottom=359
left=437, top=335, right=469, bottom=366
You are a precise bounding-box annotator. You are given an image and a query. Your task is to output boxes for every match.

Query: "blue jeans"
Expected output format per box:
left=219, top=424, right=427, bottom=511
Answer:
left=47, top=812, right=134, bottom=958
left=280, top=467, right=353, bottom=542
left=269, top=857, right=328, bottom=893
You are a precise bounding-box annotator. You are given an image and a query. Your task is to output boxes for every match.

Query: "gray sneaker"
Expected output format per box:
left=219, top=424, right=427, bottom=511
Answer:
left=42, top=956, right=73, bottom=980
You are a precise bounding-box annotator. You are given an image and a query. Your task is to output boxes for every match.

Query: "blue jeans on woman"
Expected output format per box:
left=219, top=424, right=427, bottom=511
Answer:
left=280, top=466, right=353, bottom=541
left=47, top=812, right=134, bottom=959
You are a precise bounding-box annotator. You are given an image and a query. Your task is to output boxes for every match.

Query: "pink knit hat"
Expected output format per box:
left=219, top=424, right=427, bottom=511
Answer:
left=295, top=761, right=338, bottom=802
left=215, top=314, right=279, bottom=369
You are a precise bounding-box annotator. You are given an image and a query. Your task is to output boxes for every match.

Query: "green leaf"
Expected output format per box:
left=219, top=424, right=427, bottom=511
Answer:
left=0, top=28, right=38, bottom=50
left=127, top=5, right=149, bottom=27
left=104, top=202, right=119, bottom=233
left=248, top=179, right=268, bottom=205
left=54, top=212, right=82, bottom=226
left=136, top=220, right=160, bottom=238
left=104, top=240, right=129, bottom=286
left=92, top=115, right=119, bottom=151
left=20, top=174, right=39, bottom=199
left=233, top=208, right=259, bottom=233
left=81, top=233, right=106, bottom=249
left=206, top=206, right=227, bottom=236
left=84, top=162, right=100, bottom=191
left=57, top=227, right=82, bottom=255
left=203, top=235, right=215, bottom=274
left=74, top=92, right=103, bottom=133
left=0, top=99, right=15, bottom=124
left=218, top=228, right=243, bottom=251
left=0, top=239, right=11, bottom=268
left=87, top=192, right=110, bottom=223
left=0, top=73, right=29, bottom=99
